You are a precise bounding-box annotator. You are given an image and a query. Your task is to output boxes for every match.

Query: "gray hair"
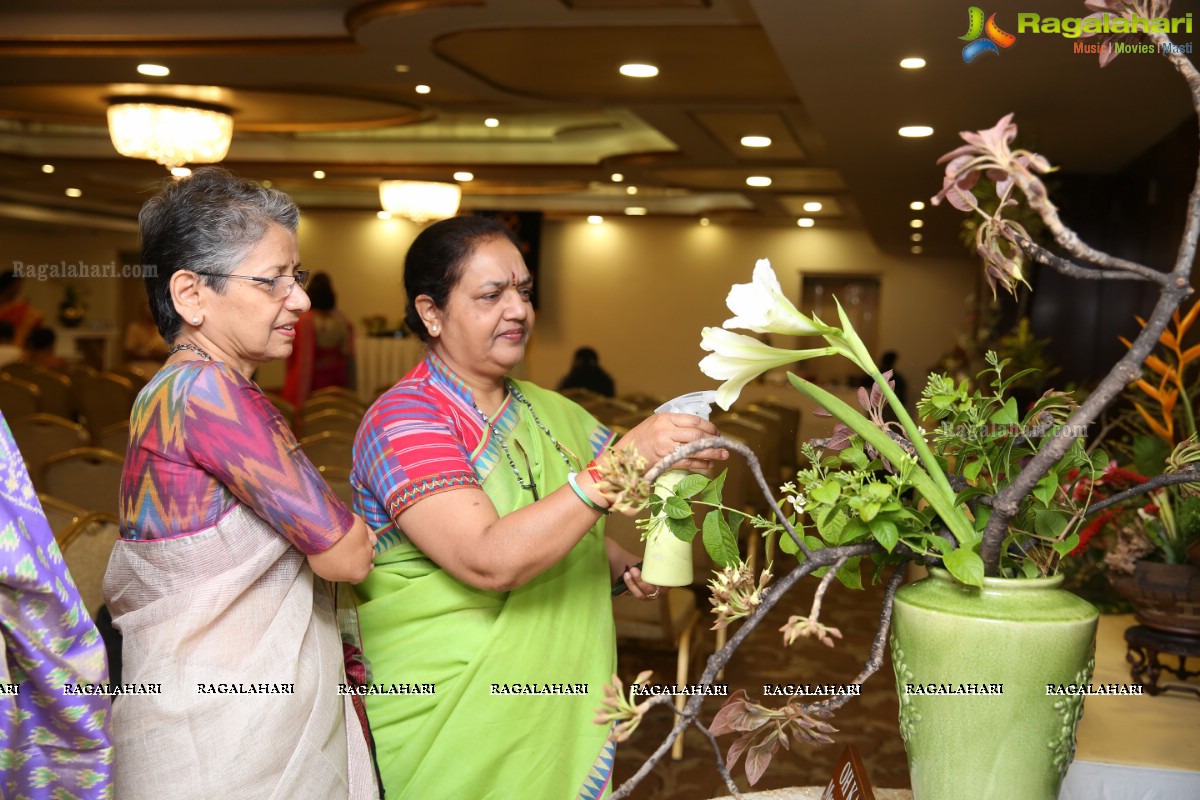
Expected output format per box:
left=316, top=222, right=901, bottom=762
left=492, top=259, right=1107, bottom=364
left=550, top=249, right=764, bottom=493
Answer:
left=139, top=166, right=300, bottom=343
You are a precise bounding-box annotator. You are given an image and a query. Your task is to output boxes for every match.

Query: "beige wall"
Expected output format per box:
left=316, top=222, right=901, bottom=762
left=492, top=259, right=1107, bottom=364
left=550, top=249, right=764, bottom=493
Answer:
left=2, top=212, right=978, bottom=401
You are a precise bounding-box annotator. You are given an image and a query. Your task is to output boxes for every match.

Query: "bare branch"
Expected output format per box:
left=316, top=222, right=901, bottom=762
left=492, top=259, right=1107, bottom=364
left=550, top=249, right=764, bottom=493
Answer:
left=1084, top=465, right=1200, bottom=515
left=697, top=720, right=744, bottom=799
left=1014, top=235, right=1164, bottom=284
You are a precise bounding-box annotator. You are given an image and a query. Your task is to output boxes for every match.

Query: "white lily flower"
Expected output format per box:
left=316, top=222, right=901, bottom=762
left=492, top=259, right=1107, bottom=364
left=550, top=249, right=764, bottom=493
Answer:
left=700, top=327, right=838, bottom=410
left=723, top=258, right=832, bottom=336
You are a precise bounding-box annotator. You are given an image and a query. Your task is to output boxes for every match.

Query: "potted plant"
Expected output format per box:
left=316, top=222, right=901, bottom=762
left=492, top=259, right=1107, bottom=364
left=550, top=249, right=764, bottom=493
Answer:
left=594, top=3, right=1200, bottom=798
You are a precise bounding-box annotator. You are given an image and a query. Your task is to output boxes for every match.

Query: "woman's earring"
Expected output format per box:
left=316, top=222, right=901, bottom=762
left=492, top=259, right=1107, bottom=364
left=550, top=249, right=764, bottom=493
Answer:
left=191, top=316, right=201, bottom=325
left=430, top=324, right=439, bottom=334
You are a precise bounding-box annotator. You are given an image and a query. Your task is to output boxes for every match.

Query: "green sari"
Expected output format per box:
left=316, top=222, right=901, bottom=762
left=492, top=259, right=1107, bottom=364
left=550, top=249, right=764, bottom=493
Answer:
left=354, top=376, right=616, bottom=799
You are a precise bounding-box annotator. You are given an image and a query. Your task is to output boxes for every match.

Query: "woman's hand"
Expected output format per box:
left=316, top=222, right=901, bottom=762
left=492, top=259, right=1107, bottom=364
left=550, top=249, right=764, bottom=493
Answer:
left=615, top=412, right=728, bottom=473
left=606, top=538, right=662, bottom=601
left=307, top=515, right=376, bottom=584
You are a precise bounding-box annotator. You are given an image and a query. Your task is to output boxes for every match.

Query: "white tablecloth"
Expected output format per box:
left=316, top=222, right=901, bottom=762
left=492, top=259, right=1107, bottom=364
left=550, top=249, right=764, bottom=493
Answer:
left=355, top=335, right=424, bottom=401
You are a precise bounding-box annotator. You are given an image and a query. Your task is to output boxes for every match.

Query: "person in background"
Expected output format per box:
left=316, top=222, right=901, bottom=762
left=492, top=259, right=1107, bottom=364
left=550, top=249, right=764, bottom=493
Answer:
left=23, top=326, right=68, bottom=371
left=0, top=270, right=44, bottom=348
left=558, top=345, right=616, bottom=397
left=105, top=167, right=379, bottom=799
left=350, top=215, right=726, bottom=798
left=1, top=409, right=113, bottom=798
left=283, top=271, right=357, bottom=407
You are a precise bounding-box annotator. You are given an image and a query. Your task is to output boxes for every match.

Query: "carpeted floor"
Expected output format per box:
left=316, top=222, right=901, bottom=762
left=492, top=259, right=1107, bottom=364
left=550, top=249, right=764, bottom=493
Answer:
left=610, top=569, right=912, bottom=799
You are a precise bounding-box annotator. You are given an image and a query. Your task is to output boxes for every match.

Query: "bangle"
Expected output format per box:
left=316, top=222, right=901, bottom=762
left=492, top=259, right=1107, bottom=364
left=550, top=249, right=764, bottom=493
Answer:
left=586, top=457, right=604, bottom=483
left=567, top=471, right=609, bottom=514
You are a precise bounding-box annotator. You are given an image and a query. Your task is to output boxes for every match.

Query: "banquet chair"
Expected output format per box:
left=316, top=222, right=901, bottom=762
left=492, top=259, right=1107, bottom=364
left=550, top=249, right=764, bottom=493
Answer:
left=109, top=364, right=151, bottom=392
left=262, top=391, right=297, bottom=426
left=309, top=386, right=360, bottom=402
left=40, top=447, right=124, bottom=517
left=559, top=387, right=600, bottom=404
left=8, top=413, right=90, bottom=489
left=0, top=373, right=40, bottom=419
left=38, top=493, right=89, bottom=541
left=301, top=408, right=363, bottom=438
left=58, top=511, right=121, bottom=618
left=730, top=404, right=784, bottom=485
left=301, top=394, right=367, bottom=419
left=77, top=371, right=136, bottom=437
left=710, top=412, right=774, bottom=515
left=750, top=399, right=802, bottom=474
left=607, top=511, right=705, bottom=761
left=2, top=362, right=73, bottom=419
left=299, top=431, right=355, bottom=471
left=577, top=397, right=638, bottom=427
left=318, top=465, right=355, bottom=507
left=619, top=392, right=665, bottom=411
left=93, top=421, right=131, bottom=456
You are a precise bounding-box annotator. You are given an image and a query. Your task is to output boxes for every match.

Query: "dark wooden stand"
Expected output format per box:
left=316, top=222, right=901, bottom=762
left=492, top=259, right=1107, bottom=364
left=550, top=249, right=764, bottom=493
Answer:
left=1124, top=625, right=1200, bottom=698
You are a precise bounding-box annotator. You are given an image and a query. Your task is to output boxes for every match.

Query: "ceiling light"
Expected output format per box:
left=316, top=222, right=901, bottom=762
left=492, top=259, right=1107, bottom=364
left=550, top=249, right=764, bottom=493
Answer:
left=379, top=180, right=461, bottom=223
left=137, top=63, right=170, bottom=77
left=619, top=63, right=658, bottom=78
left=65, top=188, right=82, bottom=198
left=899, top=126, right=934, bottom=138
left=170, top=167, right=191, bottom=178
left=484, top=118, right=499, bottom=128
left=911, top=245, right=924, bottom=254
left=740, top=135, right=772, bottom=148
left=626, top=186, right=638, bottom=195
left=587, top=215, right=603, bottom=225
left=797, top=218, right=815, bottom=228
left=107, top=98, right=233, bottom=170
left=802, top=201, right=823, bottom=212
left=611, top=173, right=624, bottom=183
left=910, top=200, right=926, bottom=211
left=415, top=84, right=431, bottom=94
left=911, top=233, right=923, bottom=242
left=746, top=176, right=772, bottom=187
left=900, top=57, right=927, bottom=69
left=699, top=217, right=710, bottom=227
left=394, top=64, right=410, bottom=73
left=453, top=171, right=474, bottom=182
left=910, top=219, right=924, bottom=228
left=624, top=207, right=647, bottom=216
left=313, top=170, right=326, bottom=180
left=41, top=164, right=54, bottom=174
left=377, top=211, right=392, bottom=220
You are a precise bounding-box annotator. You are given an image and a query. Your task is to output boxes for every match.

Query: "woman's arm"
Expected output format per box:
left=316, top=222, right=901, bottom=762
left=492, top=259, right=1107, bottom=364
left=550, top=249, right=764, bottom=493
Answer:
left=307, top=515, right=377, bottom=583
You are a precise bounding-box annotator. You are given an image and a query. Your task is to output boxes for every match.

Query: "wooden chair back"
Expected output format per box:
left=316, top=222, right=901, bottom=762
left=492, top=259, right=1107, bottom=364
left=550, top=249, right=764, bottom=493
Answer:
left=0, top=373, right=40, bottom=419
left=2, top=363, right=72, bottom=418
left=59, top=511, right=122, bottom=618
left=40, top=447, right=124, bottom=517
left=299, top=431, right=356, bottom=471
left=77, top=371, right=136, bottom=437
left=9, top=413, right=90, bottom=489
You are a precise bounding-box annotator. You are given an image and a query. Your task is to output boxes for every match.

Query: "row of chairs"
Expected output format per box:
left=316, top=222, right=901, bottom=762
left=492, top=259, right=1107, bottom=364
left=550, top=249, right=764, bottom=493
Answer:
left=1, top=362, right=142, bottom=438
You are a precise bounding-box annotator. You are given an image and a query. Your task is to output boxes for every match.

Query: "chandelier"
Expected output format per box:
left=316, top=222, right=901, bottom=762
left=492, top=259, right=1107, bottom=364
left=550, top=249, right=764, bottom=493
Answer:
left=379, top=180, right=462, bottom=223
left=106, top=98, right=234, bottom=170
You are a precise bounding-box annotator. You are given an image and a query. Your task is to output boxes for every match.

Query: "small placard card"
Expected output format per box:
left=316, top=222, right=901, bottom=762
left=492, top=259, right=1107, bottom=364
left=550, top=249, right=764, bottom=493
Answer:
left=822, top=745, right=877, bottom=800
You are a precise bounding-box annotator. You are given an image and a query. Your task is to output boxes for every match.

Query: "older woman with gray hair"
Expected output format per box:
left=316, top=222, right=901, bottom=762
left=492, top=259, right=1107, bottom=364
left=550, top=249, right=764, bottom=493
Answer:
left=104, top=167, right=378, bottom=799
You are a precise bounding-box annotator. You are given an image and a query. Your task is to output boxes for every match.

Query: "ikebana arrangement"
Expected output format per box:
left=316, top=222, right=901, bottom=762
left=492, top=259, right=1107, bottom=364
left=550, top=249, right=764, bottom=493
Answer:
left=593, top=2, right=1200, bottom=798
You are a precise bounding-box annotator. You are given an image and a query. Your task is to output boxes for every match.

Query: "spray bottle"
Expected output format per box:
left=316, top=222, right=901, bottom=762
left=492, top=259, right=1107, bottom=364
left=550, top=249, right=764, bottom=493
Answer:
left=639, top=390, right=717, bottom=586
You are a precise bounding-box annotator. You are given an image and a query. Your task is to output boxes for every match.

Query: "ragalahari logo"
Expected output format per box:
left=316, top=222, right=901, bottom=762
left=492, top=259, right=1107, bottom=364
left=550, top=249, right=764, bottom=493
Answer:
left=961, top=7, right=1017, bottom=62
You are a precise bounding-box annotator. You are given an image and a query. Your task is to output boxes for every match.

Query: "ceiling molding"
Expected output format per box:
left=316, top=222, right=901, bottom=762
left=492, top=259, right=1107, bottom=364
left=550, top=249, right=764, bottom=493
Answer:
left=0, top=35, right=359, bottom=58
left=345, top=0, right=484, bottom=35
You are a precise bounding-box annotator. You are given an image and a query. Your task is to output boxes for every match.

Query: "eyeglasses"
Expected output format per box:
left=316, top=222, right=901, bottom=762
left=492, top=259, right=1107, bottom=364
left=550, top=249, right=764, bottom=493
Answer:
left=192, top=269, right=311, bottom=298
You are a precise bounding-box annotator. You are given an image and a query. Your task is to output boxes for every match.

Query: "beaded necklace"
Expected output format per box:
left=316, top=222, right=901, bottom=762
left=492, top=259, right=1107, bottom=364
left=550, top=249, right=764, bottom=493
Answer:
left=166, top=342, right=212, bottom=361
left=473, top=381, right=576, bottom=499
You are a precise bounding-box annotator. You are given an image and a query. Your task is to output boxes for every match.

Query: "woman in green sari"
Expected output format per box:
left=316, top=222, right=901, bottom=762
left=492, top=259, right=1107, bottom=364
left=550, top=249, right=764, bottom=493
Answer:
left=350, top=216, right=725, bottom=798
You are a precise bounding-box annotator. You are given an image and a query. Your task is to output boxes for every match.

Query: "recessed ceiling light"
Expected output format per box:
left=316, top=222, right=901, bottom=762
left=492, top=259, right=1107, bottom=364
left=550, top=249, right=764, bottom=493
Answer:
left=626, top=186, right=638, bottom=195
left=699, top=217, right=710, bottom=227
left=611, top=173, right=624, bottom=183
left=587, top=215, right=603, bottom=225
left=797, top=218, right=815, bottom=228
left=900, top=57, right=927, bottom=69
left=911, top=245, right=924, bottom=254
left=899, top=126, right=934, bottom=138
left=170, top=167, right=191, bottom=178
left=415, top=84, right=431, bottom=94
left=740, top=135, right=772, bottom=148
left=910, top=219, right=924, bottom=228
left=377, top=211, right=392, bottom=220
left=261, top=180, right=273, bottom=188
left=137, top=63, right=170, bottom=77
left=394, top=64, right=410, bottom=73
left=41, top=164, right=54, bottom=174
left=619, top=63, right=658, bottom=78
left=625, top=207, right=647, bottom=215
left=454, top=171, right=474, bottom=182
left=911, top=233, right=923, bottom=242
left=484, top=118, right=499, bottom=128
left=746, top=176, right=772, bottom=187
left=802, top=201, right=823, bottom=212
left=313, top=170, right=326, bottom=180
left=65, top=188, right=82, bottom=198
left=910, top=200, right=926, bottom=211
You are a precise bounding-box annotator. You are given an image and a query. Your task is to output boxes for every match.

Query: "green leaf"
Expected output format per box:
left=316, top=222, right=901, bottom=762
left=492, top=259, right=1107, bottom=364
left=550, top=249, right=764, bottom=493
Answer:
left=702, top=510, right=740, bottom=567
left=1053, top=532, right=1080, bottom=558
left=810, top=480, right=841, bottom=506
left=815, top=508, right=848, bottom=544
left=698, top=469, right=728, bottom=506
left=857, top=500, right=881, bottom=523
left=842, top=445, right=870, bottom=470
left=1032, top=471, right=1060, bottom=507
left=779, top=529, right=800, bottom=555
left=667, top=514, right=698, bottom=543
left=834, top=557, right=863, bottom=590
left=943, top=549, right=984, bottom=587
left=664, top=495, right=693, bottom=520
left=990, top=397, right=1018, bottom=426
left=673, top=473, right=710, bottom=500
left=869, top=517, right=899, bottom=552
left=963, top=458, right=984, bottom=482
left=1034, top=508, right=1069, bottom=538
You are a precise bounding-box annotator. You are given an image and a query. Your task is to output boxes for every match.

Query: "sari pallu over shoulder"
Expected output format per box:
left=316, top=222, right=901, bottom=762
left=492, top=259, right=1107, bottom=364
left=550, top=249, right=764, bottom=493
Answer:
left=103, top=504, right=377, bottom=800
left=356, top=378, right=617, bottom=799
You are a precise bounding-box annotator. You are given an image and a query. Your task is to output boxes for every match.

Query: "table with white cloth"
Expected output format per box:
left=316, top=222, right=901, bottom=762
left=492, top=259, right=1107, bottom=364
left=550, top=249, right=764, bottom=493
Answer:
left=1059, top=613, right=1200, bottom=800
left=354, top=335, right=424, bottom=402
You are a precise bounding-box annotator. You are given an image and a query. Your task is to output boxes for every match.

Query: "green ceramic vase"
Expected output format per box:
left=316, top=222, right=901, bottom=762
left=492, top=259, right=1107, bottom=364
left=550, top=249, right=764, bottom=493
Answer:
left=891, top=569, right=1099, bottom=800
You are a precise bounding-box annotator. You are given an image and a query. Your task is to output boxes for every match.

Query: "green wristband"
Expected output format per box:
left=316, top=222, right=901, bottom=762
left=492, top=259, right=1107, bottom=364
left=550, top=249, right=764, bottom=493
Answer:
left=567, top=471, right=609, bottom=514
